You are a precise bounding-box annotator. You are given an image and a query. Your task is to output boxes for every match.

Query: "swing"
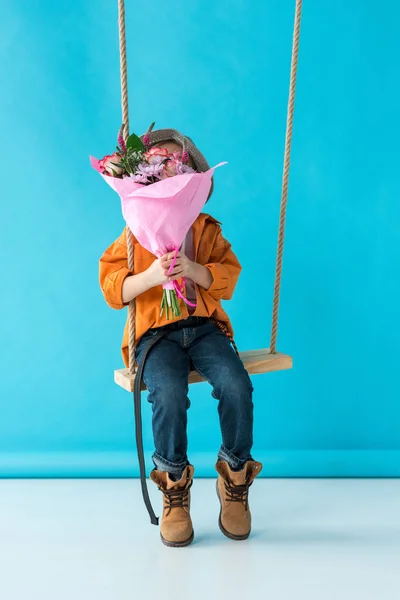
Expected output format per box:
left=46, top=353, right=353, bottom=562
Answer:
left=113, top=0, right=302, bottom=392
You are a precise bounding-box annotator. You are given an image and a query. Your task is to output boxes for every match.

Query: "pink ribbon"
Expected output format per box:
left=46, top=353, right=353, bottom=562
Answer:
left=167, top=247, right=179, bottom=275
left=167, top=247, right=197, bottom=308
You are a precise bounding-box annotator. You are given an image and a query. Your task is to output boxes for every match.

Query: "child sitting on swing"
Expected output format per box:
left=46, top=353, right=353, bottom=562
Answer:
left=99, top=128, right=262, bottom=547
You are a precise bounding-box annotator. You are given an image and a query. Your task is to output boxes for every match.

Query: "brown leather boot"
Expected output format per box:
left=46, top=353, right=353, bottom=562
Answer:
left=216, top=460, right=262, bottom=540
left=150, top=465, right=194, bottom=547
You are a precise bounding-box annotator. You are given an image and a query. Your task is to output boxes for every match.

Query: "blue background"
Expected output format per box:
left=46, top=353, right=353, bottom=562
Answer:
left=1, top=0, right=399, bottom=477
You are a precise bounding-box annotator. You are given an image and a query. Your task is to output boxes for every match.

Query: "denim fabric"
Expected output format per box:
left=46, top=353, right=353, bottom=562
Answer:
left=135, top=317, right=254, bottom=477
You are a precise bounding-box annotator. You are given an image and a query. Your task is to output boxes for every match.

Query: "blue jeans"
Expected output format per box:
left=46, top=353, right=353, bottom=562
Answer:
left=135, top=317, right=254, bottom=478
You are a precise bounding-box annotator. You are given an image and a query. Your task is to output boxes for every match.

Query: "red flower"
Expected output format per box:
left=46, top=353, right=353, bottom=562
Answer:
left=99, top=152, right=123, bottom=176
left=144, top=147, right=171, bottom=164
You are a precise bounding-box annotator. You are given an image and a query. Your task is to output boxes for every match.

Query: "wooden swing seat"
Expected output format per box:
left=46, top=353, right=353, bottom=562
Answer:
left=114, top=348, right=292, bottom=392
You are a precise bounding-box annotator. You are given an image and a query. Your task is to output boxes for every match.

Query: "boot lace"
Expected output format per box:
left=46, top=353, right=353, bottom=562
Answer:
left=224, top=480, right=252, bottom=511
left=160, top=479, right=193, bottom=512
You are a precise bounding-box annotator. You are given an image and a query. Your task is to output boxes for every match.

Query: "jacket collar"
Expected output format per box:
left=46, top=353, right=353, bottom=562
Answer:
left=192, top=213, right=221, bottom=259
left=195, top=212, right=221, bottom=227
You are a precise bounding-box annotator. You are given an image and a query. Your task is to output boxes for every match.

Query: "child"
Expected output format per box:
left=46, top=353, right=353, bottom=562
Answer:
left=99, top=128, right=262, bottom=547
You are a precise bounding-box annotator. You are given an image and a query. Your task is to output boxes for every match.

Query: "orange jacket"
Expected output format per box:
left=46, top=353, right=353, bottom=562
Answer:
left=99, top=213, right=241, bottom=367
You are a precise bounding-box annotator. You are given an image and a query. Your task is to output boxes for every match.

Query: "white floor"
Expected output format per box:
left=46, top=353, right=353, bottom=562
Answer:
left=0, top=478, right=399, bottom=600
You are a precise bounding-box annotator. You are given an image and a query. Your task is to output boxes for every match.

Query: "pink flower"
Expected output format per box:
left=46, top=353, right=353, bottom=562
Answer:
left=143, top=133, right=150, bottom=148
left=143, top=121, right=155, bottom=149
left=161, top=158, right=196, bottom=178
left=144, top=147, right=171, bottom=164
left=176, top=162, right=195, bottom=175
left=162, top=158, right=180, bottom=178
left=130, top=161, right=164, bottom=184
left=117, top=125, right=127, bottom=153
left=99, top=152, right=123, bottom=176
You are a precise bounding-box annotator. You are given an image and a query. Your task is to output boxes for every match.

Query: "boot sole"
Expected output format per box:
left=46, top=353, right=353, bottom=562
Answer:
left=160, top=530, right=194, bottom=548
left=216, top=480, right=250, bottom=541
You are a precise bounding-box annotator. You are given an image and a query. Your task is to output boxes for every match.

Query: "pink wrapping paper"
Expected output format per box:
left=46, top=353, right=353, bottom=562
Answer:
left=90, top=156, right=226, bottom=258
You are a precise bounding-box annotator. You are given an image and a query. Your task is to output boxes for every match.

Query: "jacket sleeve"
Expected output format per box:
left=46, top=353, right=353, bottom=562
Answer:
left=99, top=230, right=133, bottom=310
left=203, top=226, right=242, bottom=301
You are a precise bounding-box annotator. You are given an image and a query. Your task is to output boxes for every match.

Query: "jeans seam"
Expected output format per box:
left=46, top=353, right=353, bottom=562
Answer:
left=192, top=363, right=212, bottom=387
left=192, top=363, right=253, bottom=397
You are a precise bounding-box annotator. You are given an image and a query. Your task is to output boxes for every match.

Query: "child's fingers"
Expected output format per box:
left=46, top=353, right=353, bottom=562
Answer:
left=168, top=274, right=183, bottom=281
left=166, top=251, right=181, bottom=261
left=164, top=258, right=182, bottom=269
left=165, top=267, right=183, bottom=276
left=161, top=255, right=179, bottom=265
left=159, top=252, right=178, bottom=264
left=165, top=267, right=184, bottom=278
left=160, top=262, right=169, bottom=271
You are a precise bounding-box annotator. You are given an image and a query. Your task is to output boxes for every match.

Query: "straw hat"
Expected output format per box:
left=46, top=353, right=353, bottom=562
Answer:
left=140, top=127, right=214, bottom=199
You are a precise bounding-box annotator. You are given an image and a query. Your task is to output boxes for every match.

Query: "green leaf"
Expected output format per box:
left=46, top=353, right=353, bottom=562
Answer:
left=126, top=132, right=145, bottom=151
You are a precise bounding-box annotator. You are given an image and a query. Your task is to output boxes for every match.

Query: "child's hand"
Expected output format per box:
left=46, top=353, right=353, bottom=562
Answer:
left=144, top=254, right=172, bottom=288
left=163, top=251, right=194, bottom=281
left=144, top=251, right=212, bottom=291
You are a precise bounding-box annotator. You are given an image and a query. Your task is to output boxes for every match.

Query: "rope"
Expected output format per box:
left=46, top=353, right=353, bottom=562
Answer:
left=269, top=0, right=303, bottom=354
left=211, top=319, right=240, bottom=358
left=126, top=227, right=137, bottom=374
left=118, top=0, right=136, bottom=374
left=118, top=0, right=129, bottom=138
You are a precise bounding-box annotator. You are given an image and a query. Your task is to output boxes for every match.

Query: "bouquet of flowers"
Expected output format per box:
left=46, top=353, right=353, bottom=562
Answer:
left=98, top=122, right=197, bottom=184
left=90, top=123, right=225, bottom=319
